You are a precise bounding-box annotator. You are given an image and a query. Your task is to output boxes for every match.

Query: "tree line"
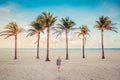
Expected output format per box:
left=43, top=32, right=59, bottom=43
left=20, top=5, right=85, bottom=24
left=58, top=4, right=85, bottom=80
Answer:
left=0, top=12, right=118, bottom=61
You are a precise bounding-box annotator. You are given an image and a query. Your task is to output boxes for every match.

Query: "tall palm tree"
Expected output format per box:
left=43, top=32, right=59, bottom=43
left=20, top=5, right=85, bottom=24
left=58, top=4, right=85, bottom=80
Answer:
left=94, top=16, right=117, bottom=59
left=36, top=12, right=57, bottom=61
left=75, top=25, right=90, bottom=58
left=0, top=22, right=23, bottom=60
left=27, top=21, right=44, bottom=59
left=53, top=17, right=75, bottom=60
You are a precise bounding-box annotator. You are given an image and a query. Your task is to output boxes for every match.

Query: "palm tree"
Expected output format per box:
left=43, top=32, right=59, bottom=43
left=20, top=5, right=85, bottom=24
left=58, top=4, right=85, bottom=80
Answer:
left=36, top=12, right=57, bottom=61
left=75, top=25, right=90, bottom=58
left=27, top=21, right=44, bottom=59
left=0, top=22, right=23, bottom=60
left=94, top=16, right=117, bottom=59
left=53, top=17, right=75, bottom=60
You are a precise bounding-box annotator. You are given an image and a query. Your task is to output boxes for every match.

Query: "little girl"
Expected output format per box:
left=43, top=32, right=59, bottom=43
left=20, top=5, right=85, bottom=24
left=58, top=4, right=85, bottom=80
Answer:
left=56, top=56, right=62, bottom=72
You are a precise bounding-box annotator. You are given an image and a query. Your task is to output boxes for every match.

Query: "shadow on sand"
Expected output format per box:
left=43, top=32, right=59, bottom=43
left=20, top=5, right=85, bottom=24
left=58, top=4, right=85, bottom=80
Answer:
left=56, top=76, right=66, bottom=80
left=55, top=72, right=66, bottom=80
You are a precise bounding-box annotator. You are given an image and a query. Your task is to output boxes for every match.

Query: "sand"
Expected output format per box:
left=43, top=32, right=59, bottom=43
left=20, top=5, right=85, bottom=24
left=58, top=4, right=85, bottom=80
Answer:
left=0, top=50, right=120, bottom=80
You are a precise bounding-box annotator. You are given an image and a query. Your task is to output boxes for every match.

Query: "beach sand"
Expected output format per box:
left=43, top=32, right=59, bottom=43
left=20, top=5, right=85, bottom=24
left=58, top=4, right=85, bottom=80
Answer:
left=0, top=50, right=120, bottom=80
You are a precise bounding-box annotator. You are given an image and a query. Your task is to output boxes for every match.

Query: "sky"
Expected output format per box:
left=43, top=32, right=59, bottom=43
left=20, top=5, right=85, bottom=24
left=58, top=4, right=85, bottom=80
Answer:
left=0, top=0, right=120, bottom=48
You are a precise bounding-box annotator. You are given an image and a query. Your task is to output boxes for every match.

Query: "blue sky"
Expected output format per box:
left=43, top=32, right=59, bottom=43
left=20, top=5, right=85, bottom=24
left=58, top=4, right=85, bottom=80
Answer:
left=0, top=0, right=105, bottom=7
left=0, top=0, right=120, bottom=48
left=0, top=0, right=120, bottom=8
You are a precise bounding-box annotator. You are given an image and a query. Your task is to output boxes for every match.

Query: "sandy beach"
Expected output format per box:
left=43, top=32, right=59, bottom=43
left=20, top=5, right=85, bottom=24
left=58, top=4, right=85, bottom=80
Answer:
left=0, top=50, right=120, bottom=80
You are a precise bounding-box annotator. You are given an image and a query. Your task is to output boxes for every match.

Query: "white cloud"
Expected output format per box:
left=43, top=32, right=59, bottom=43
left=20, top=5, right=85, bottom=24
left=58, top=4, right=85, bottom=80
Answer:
left=0, top=7, right=11, bottom=16
left=0, top=2, right=19, bottom=16
left=97, top=2, right=120, bottom=18
left=0, top=2, right=120, bottom=48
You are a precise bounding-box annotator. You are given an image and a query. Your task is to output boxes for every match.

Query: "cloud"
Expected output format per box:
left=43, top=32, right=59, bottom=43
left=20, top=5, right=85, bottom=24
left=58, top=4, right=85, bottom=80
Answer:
left=97, top=2, right=120, bottom=18
left=0, top=2, right=120, bottom=48
left=0, top=2, right=19, bottom=16
left=0, top=7, right=11, bottom=16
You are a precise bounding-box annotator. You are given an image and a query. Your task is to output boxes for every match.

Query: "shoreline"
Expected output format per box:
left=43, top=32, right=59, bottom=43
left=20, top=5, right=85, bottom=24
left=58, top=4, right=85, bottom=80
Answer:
left=0, top=47, right=120, bottom=50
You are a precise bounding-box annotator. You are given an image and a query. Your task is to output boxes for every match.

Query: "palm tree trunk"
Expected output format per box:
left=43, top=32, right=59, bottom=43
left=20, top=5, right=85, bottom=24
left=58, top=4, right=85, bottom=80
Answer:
left=82, top=35, right=85, bottom=58
left=36, top=32, right=40, bottom=59
left=101, top=30, right=105, bottom=59
left=46, top=27, right=50, bottom=61
left=14, top=34, right=17, bottom=60
left=66, top=30, right=69, bottom=60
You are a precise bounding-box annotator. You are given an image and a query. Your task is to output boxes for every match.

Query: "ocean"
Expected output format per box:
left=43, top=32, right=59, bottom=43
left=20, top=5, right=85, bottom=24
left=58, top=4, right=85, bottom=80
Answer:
left=0, top=48, right=120, bottom=51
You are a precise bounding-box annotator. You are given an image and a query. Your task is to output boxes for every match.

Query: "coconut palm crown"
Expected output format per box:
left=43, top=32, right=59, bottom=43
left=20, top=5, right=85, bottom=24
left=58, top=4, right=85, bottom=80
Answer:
left=53, top=17, right=75, bottom=60
left=27, top=21, right=44, bottom=59
left=75, top=25, right=90, bottom=58
left=36, top=12, right=57, bottom=28
left=36, top=12, right=57, bottom=61
left=94, top=16, right=117, bottom=59
left=0, top=22, right=23, bottom=59
left=94, top=16, right=117, bottom=32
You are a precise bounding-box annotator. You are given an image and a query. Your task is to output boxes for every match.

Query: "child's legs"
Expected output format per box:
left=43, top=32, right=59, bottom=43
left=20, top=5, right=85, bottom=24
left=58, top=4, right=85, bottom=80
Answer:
left=58, top=66, right=60, bottom=69
left=57, top=65, right=61, bottom=71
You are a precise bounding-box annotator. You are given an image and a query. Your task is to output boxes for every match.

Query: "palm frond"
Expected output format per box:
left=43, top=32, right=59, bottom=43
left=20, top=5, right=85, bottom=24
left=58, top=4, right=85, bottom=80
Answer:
left=53, top=30, right=64, bottom=39
left=38, top=12, right=57, bottom=27
left=18, top=28, right=25, bottom=33
left=52, top=28, right=60, bottom=32
left=50, top=16, right=57, bottom=26
left=86, top=33, right=90, bottom=36
left=55, top=32, right=62, bottom=39
left=96, top=21, right=102, bottom=27
left=0, top=22, right=23, bottom=40
left=111, top=29, right=118, bottom=33
left=0, top=33, right=14, bottom=39
left=111, top=23, right=117, bottom=25
left=57, top=24, right=65, bottom=28
left=74, top=32, right=82, bottom=37
left=94, top=16, right=118, bottom=33
left=61, top=17, right=75, bottom=29
left=70, top=28, right=79, bottom=30
left=0, top=34, right=9, bottom=36
left=111, top=26, right=117, bottom=29
left=4, top=34, right=14, bottom=39
left=27, top=32, right=37, bottom=37
left=56, top=27, right=65, bottom=30
left=74, top=32, right=81, bottom=36
left=5, top=22, right=18, bottom=31
left=31, top=21, right=45, bottom=30
left=78, top=33, right=82, bottom=37
left=78, top=25, right=90, bottom=35
left=0, top=30, right=14, bottom=33
left=28, top=29, right=37, bottom=32
left=27, top=29, right=37, bottom=37
left=74, top=32, right=80, bottom=34
left=53, top=31, right=59, bottom=34
left=40, top=29, right=44, bottom=34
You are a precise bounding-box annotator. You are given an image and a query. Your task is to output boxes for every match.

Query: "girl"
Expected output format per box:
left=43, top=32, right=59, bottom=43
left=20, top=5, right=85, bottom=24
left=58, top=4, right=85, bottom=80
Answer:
left=56, top=56, right=62, bottom=72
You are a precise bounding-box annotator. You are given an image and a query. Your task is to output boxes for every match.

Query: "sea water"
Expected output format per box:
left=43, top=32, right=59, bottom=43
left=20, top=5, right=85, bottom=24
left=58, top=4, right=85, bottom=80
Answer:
left=0, top=48, right=120, bottom=52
